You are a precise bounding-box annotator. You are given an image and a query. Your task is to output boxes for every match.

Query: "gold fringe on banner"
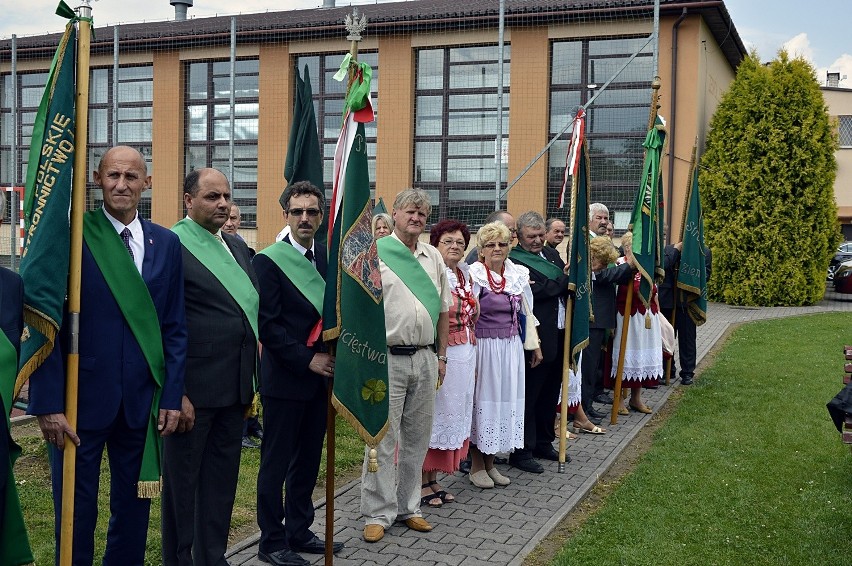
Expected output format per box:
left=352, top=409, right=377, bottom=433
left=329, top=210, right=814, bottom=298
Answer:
left=137, top=478, right=162, bottom=498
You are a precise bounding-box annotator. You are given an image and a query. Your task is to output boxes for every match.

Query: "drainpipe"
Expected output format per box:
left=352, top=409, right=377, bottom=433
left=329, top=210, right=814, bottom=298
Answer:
left=667, top=8, right=687, bottom=243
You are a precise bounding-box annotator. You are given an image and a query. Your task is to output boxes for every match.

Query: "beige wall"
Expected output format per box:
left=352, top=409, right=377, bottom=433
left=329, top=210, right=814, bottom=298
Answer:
left=657, top=14, right=736, bottom=241
left=375, top=35, right=414, bottom=206
left=822, top=88, right=852, bottom=223
left=151, top=50, right=184, bottom=227
left=256, top=44, right=291, bottom=249
left=506, top=27, right=549, bottom=217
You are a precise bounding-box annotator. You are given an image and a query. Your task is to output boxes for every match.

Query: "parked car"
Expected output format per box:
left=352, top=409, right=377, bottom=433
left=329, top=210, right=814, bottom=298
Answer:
left=834, top=259, right=852, bottom=293
left=828, top=241, right=852, bottom=281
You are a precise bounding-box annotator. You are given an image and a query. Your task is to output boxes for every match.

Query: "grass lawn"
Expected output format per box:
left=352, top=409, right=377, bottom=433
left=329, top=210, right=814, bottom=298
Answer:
left=554, top=312, right=852, bottom=565
left=14, top=413, right=365, bottom=565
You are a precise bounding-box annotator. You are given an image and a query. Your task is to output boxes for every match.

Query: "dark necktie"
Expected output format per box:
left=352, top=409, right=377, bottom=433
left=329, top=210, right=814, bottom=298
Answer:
left=304, top=249, right=314, bottom=262
left=120, top=228, right=135, bottom=261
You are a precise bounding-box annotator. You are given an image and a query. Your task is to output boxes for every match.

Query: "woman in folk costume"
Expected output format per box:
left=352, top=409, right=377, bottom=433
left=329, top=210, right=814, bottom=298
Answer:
left=421, top=220, right=479, bottom=507
left=467, top=222, right=542, bottom=489
left=609, top=232, right=661, bottom=414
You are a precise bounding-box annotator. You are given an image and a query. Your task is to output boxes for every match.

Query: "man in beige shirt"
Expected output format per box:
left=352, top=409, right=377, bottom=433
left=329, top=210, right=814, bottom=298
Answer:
left=361, top=188, right=452, bottom=543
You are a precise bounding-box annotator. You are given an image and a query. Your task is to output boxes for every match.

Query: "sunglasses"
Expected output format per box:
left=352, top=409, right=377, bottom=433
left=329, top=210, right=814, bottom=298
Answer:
left=482, top=242, right=510, bottom=249
left=287, top=208, right=322, bottom=217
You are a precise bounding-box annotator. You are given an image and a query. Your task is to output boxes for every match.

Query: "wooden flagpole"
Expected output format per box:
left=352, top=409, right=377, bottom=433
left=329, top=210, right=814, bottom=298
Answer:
left=324, top=12, right=366, bottom=565
left=60, top=3, right=91, bottom=564
left=557, top=298, right=573, bottom=472
left=610, top=77, right=661, bottom=425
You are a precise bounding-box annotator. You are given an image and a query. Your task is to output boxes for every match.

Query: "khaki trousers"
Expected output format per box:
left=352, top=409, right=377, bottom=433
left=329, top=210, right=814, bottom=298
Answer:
left=361, top=348, right=438, bottom=528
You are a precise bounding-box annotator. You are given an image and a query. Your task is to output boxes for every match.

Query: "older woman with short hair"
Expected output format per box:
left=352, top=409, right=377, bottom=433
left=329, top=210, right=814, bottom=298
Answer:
left=371, top=212, right=392, bottom=238
left=420, top=219, right=478, bottom=507
left=467, top=222, right=542, bottom=489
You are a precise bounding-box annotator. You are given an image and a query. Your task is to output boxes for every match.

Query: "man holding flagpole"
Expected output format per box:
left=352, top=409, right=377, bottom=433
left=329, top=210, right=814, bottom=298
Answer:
left=254, top=181, right=344, bottom=566
left=162, top=168, right=258, bottom=566
left=361, top=188, right=452, bottom=543
left=28, top=146, right=188, bottom=565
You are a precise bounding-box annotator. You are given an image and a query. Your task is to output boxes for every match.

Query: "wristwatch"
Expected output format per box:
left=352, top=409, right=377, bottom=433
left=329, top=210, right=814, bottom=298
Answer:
left=437, top=355, right=448, bottom=363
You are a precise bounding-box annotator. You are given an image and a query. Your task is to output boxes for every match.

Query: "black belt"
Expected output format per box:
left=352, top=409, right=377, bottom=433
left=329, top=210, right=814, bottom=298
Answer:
left=388, top=344, right=433, bottom=356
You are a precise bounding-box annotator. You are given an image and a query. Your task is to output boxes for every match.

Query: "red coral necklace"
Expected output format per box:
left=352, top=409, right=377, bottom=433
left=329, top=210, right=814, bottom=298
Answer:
left=482, top=260, right=506, bottom=294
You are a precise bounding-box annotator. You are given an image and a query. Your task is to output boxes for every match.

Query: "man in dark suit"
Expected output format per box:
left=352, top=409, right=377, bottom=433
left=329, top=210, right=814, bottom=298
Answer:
left=29, top=146, right=187, bottom=565
left=222, top=202, right=263, bottom=448
left=162, top=168, right=259, bottom=566
left=508, top=211, right=571, bottom=473
left=659, top=242, right=712, bottom=385
left=1, top=190, right=33, bottom=565
left=253, top=181, right=343, bottom=566
left=581, top=236, right=634, bottom=418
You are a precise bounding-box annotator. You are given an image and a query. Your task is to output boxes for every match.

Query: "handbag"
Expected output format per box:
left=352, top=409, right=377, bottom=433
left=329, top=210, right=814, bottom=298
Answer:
left=520, top=293, right=540, bottom=350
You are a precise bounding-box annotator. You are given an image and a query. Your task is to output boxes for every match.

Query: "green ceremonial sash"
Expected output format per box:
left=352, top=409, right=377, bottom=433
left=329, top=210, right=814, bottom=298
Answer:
left=0, top=332, right=33, bottom=565
left=172, top=218, right=259, bottom=340
left=258, top=242, right=324, bottom=315
left=84, top=209, right=165, bottom=497
left=376, top=236, right=441, bottom=332
left=509, top=246, right=565, bottom=280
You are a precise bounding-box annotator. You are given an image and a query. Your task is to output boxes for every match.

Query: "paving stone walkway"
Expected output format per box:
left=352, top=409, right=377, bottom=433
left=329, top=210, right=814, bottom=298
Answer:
left=227, top=293, right=852, bottom=566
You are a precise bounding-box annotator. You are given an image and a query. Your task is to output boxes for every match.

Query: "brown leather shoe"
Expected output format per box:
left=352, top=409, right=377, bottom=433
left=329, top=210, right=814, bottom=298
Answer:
left=363, top=524, right=385, bottom=543
left=403, top=516, right=433, bottom=532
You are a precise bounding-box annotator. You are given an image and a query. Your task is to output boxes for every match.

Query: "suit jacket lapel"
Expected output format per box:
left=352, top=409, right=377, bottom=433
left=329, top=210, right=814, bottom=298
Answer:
left=141, top=218, right=155, bottom=282
left=223, top=233, right=251, bottom=276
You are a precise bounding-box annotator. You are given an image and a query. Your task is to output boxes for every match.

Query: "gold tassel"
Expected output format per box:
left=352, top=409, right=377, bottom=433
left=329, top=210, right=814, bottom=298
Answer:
left=367, top=448, right=379, bottom=473
left=137, top=478, right=162, bottom=499
left=645, top=313, right=651, bottom=329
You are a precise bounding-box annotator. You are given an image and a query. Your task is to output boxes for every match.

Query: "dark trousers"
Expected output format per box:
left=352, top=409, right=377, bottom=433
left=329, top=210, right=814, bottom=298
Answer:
left=162, top=403, right=244, bottom=566
left=523, top=330, right=565, bottom=452
left=661, top=305, right=698, bottom=379
left=49, top=405, right=150, bottom=566
left=257, top=392, right=327, bottom=554
left=581, top=328, right=607, bottom=412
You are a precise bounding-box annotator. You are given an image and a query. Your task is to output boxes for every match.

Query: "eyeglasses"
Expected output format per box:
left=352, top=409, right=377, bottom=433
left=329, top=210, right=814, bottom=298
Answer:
left=482, top=242, right=510, bottom=249
left=288, top=208, right=322, bottom=217
left=439, top=239, right=466, bottom=248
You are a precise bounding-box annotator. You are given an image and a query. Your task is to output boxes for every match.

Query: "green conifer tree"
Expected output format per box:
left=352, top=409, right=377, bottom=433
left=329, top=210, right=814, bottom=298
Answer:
left=700, top=52, right=840, bottom=306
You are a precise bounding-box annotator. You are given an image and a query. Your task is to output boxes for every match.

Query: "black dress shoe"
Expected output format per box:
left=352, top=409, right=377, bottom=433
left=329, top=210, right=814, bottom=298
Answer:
left=241, top=436, right=259, bottom=449
left=291, top=534, right=344, bottom=554
left=509, top=455, right=544, bottom=473
left=459, top=455, right=471, bottom=474
left=593, top=392, right=614, bottom=404
left=533, top=445, right=559, bottom=461
left=258, top=549, right=310, bottom=566
left=680, top=375, right=694, bottom=385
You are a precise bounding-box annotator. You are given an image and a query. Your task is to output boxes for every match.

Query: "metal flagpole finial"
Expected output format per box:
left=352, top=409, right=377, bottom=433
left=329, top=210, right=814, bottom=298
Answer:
left=345, top=8, right=367, bottom=41
left=76, top=0, right=97, bottom=17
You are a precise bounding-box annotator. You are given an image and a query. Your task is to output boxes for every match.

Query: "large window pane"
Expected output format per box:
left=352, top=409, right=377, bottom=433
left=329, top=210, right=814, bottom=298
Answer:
left=415, top=95, right=442, bottom=136
left=552, top=42, right=582, bottom=85
left=588, top=106, right=648, bottom=133
left=589, top=56, right=653, bottom=84
left=117, top=122, right=152, bottom=143
left=1, top=75, right=12, bottom=108
left=188, top=63, right=208, bottom=100
left=89, top=108, right=109, bottom=143
left=415, top=142, right=442, bottom=183
left=90, top=69, right=109, bottom=103
left=417, top=49, right=444, bottom=90
left=187, top=106, right=207, bottom=141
